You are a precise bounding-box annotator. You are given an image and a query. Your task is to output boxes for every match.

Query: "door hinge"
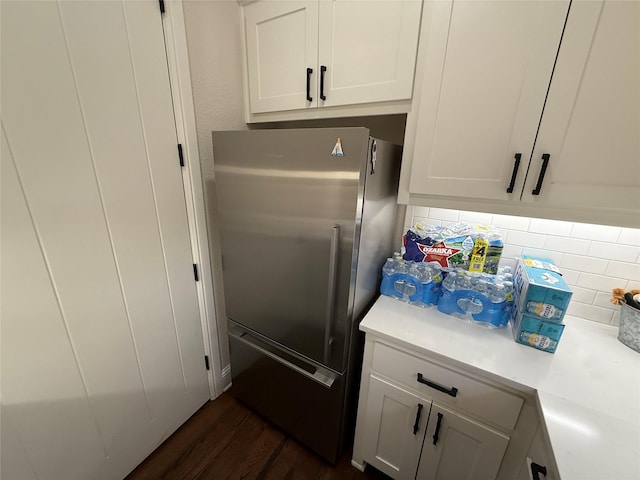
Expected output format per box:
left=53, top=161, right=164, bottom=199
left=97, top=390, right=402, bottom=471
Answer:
left=204, top=355, right=210, bottom=371
left=178, top=144, right=184, bottom=167
left=158, top=0, right=165, bottom=14
left=193, top=263, right=199, bottom=282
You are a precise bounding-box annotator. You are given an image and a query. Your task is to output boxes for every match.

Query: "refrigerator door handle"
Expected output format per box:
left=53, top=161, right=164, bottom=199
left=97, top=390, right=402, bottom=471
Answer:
left=324, top=225, right=340, bottom=364
left=229, top=325, right=337, bottom=389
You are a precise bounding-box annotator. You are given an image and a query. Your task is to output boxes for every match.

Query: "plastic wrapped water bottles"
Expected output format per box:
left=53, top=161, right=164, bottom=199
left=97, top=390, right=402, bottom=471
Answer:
left=436, top=266, right=514, bottom=328
left=380, top=254, right=442, bottom=307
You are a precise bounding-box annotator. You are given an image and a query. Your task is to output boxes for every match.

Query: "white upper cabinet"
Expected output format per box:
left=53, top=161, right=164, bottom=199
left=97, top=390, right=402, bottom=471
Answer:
left=241, top=0, right=422, bottom=122
left=243, top=1, right=319, bottom=113
left=317, top=0, right=422, bottom=108
left=401, top=0, right=640, bottom=228
left=521, top=1, right=640, bottom=224
left=407, top=0, right=569, bottom=201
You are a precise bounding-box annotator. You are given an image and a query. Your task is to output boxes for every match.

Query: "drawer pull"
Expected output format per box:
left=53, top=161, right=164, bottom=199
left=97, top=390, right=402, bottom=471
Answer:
left=531, top=462, right=547, bottom=479
left=413, top=403, right=424, bottom=435
left=417, top=373, right=458, bottom=397
left=432, top=412, right=443, bottom=445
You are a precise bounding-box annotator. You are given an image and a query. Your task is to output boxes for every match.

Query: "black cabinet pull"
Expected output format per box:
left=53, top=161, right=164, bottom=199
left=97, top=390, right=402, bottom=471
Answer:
left=413, top=403, right=424, bottom=435
left=531, top=461, right=547, bottom=479
left=506, top=153, right=522, bottom=193
left=417, top=373, right=458, bottom=397
left=320, top=65, right=327, bottom=101
left=532, top=153, right=550, bottom=195
left=306, top=67, right=313, bottom=102
left=432, top=412, right=443, bottom=445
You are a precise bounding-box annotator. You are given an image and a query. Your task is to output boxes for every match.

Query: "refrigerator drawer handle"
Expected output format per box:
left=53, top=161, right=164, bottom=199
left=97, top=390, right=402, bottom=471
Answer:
left=324, top=225, right=340, bottom=364
left=229, top=328, right=337, bottom=389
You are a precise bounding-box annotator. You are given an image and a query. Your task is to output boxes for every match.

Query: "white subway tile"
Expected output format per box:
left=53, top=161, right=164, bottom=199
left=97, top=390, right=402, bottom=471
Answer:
left=529, top=218, right=573, bottom=236
left=592, top=291, right=618, bottom=310
left=492, top=214, right=530, bottom=231
left=428, top=208, right=459, bottom=222
left=577, top=273, right=626, bottom=292
left=611, top=311, right=620, bottom=327
left=413, top=206, right=429, bottom=218
left=569, top=286, right=597, bottom=304
left=413, top=217, right=442, bottom=230
left=521, top=248, right=563, bottom=265
left=571, top=222, right=621, bottom=242
left=506, top=230, right=547, bottom=248
left=501, top=244, right=523, bottom=259
left=560, top=268, right=580, bottom=285
left=544, top=235, right=590, bottom=255
left=587, top=241, right=640, bottom=262
left=560, top=254, right=608, bottom=274
left=459, top=210, right=494, bottom=225
left=618, top=228, right=640, bottom=247
left=566, top=302, right=614, bottom=324
left=605, top=261, right=640, bottom=281
left=413, top=216, right=428, bottom=226
left=626, top=280, right=640, bottom=291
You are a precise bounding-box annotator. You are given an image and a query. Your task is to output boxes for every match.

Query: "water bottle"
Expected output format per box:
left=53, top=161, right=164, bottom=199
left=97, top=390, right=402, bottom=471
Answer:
left=458, top=272, right=472, bottom=292
left=438, top=270, right=458, bottom=315
left=417, top=263, right=437, bottom=305
left=380, top=258, right=396, bottom=297
left=442, top=270, right=457, bottom=292
left=382, top=258, right=395, bottom=275
left=489, top=283, right=507, bottom=304
left=503, top=281, right=514, bottom=326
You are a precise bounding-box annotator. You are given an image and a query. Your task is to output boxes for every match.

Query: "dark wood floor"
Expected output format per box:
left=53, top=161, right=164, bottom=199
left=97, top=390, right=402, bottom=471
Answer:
left=126, top=393, right=390, bottom=480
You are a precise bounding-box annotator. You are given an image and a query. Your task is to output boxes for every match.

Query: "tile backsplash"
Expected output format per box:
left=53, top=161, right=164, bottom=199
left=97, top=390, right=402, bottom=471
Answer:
left=403, top=207, right=640, bottom=327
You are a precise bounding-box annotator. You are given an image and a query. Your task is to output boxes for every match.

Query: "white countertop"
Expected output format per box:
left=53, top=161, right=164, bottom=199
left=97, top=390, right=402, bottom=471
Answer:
left=360, top=296, right=640, bottom=480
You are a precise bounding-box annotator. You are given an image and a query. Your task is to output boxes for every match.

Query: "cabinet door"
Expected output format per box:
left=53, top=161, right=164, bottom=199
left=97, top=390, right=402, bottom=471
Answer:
left=317, top=0, right=422, bottom=107
left=408, top=0, right=568, bottom=201
left=521, top=0, right=640, bottom=225
left=417, top=404, right=509, bottom=480
left=361, top=376, right=430, bottom=480
left=243, top=1, right=318, bottom=113
left=516, top=425, right=559, bottom=480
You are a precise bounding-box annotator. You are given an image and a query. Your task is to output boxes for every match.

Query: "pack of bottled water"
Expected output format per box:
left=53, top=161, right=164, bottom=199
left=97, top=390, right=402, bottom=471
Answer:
left=380, top=253, right=443, bottom=307
left=403, top=222, right=504, bottom=274
left=436, top=267, right=514, bottom=328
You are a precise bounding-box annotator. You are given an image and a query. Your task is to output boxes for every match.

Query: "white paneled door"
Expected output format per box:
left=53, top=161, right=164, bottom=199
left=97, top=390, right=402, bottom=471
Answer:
left=1, top=2, right=209, bottom=479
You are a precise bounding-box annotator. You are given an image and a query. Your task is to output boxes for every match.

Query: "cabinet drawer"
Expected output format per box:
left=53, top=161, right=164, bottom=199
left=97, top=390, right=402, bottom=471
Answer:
left=372, top=342, right=523, bottom=431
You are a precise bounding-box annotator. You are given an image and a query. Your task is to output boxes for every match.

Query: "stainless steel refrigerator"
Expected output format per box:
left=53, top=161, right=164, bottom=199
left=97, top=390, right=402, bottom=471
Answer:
left=212, top=127, right=401, bottom=463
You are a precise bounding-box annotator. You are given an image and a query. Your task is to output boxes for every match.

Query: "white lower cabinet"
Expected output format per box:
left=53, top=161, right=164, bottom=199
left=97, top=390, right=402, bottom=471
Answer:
left=353, top=338, right=531, bottom=480
left=417, top=403, right=509, bottom=480
left=516, top=425, right=560, bottom=480
left=361, top=376, right=429, bottom=480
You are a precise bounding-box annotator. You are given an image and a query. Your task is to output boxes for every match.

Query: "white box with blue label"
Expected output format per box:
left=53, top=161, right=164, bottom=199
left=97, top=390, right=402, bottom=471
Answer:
left=511, top=255, right=572, bottom=353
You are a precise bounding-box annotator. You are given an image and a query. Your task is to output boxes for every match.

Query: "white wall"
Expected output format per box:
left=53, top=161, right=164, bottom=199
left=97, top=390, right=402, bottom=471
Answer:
left=183, top=0, right=247, bottom=374
left=404, top=207, right=640, bottom=326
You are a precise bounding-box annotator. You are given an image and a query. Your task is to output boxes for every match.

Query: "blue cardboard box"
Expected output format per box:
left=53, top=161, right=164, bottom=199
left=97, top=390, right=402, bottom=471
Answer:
left=511, top=255, right=572, bottom=353
left=514, top=315, right=565, bottom=353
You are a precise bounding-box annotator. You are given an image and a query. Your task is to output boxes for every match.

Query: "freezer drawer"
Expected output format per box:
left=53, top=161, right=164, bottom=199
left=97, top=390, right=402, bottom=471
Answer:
left=228, top=322, right=345, bottom=463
